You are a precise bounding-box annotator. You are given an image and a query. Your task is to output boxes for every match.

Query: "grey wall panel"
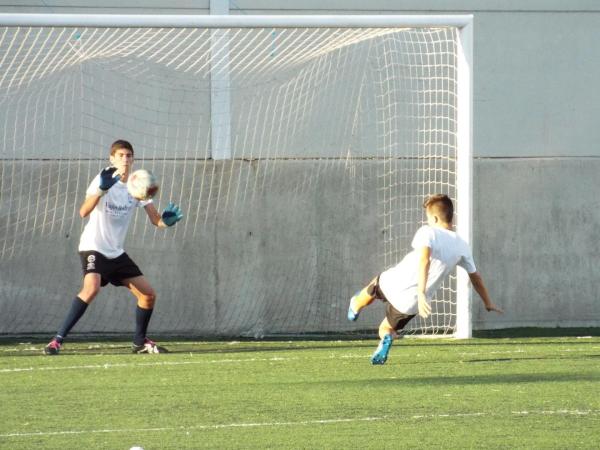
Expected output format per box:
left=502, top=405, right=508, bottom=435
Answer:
left=475, top=12, right=600, bottom=157
left=0, top=160, right=386, bottom=336
left=5, top=158, right=598, bottom=334
left=472, top=158, right=600, bottom=329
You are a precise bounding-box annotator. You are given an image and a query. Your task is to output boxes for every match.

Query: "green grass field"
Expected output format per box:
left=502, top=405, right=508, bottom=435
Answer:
left=1, top=336, right=599, bottom=449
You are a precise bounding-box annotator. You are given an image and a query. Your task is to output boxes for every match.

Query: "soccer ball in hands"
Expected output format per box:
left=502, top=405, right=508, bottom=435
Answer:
left=127, top=169, right=159, bottom=201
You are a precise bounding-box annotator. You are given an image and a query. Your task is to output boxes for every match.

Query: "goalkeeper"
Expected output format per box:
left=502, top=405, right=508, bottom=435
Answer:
left=348, top=194, right=503, bottom=364
left=44, top=140, right=183, bottom=355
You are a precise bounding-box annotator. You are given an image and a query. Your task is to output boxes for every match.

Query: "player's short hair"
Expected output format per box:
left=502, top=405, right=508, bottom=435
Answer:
left=110, top=139, right=134, bottom=156
left=423, top=194, right=454, bottom=223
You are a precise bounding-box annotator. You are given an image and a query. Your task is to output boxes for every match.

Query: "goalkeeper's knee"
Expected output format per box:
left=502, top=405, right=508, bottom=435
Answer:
left=137, top=292, right=156, bottom=309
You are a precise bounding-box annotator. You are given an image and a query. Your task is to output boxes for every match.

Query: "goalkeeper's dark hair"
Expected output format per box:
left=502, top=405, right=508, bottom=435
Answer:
left=423, top=194, right=454, bottom=224
left=110, top=139, right=134, bottom=156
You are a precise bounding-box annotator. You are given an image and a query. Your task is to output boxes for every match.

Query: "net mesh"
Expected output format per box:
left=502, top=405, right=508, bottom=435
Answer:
left=0, top=25, right=460, bottom=337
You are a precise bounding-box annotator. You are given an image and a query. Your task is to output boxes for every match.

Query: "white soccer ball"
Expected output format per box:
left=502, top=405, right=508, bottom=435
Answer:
left=127, top=169, right=159, bottom=201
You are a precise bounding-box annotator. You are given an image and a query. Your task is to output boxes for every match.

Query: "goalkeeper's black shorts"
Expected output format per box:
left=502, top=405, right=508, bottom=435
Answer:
left=79, top=250, right=143, bottom=287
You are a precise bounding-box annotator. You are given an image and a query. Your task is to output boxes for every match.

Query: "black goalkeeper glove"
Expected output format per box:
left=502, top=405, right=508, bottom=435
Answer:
left=97, top=167, right=120, bottom=195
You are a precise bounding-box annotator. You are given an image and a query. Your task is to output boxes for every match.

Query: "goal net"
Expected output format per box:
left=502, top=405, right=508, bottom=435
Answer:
left=0, top=15, right=473, bottom=338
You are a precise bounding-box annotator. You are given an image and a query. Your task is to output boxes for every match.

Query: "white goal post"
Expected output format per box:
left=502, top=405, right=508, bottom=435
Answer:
left=0, top=14, right=473, bottom=338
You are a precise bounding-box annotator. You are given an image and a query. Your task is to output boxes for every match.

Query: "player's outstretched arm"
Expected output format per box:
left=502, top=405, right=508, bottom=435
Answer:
left=80, top=167, right=120, bottom=217
left=468, top=271, right=503, bottom=314
left=144, top=202, right=184, bottom=228
left=417, top=246, right=432, bottom=318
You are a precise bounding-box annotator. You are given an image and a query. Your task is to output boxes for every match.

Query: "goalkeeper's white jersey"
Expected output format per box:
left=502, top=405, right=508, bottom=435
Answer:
left=379, top=225, right=476, bottom=315
left=78, top=173, right=152, bottom=259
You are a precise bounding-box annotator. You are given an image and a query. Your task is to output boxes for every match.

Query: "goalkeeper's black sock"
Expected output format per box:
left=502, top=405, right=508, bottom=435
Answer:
left=134, top=306, right=154, bottom=346
left=56, top=297, right=89, bottom=343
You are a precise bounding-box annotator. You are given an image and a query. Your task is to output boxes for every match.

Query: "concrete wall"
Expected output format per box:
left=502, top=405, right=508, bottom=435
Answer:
left=0, top=160, right=388, bottom=336
left=473, top=158, right=600, bottom=329
left=1, top=1, right=599, bottom=332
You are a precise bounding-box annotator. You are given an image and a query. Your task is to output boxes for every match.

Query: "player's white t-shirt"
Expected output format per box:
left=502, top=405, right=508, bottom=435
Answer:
left=379, top=225, right=476, bottom=315
left=78, top=173, right=152, bottom=259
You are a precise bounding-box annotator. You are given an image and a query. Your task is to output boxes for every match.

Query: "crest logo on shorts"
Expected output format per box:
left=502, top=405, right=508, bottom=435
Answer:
left=86, top=254, right=96, bottom=270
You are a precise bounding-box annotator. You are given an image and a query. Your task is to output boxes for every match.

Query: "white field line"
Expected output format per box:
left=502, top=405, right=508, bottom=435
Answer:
left=3, top=343, right=598, bottom=356
left=2, top=344, right=600, bottom=374
left=2, top=410, right=599, bottom=439
left=0, top=356, right=303, bottom=373
left=0, top=350, right=535, bottom=374
left=459, top=347, right=600, bottom=357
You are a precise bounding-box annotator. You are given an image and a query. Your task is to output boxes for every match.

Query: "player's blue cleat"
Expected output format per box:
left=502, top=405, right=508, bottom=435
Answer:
left=347, top=294, right=360, bottom=321
left=371, top=333, right=393, bottom=365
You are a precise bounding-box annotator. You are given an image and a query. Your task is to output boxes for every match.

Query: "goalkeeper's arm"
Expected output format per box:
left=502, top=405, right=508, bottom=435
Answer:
left=144, top=202, right=184, bottom=228
left=80, top=195, right=102, bottom=218
left=80, top=167, right=120, bottom=218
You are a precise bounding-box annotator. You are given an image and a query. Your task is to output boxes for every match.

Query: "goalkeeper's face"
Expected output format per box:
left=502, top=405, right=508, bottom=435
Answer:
left=109, top=149, right=134, bottom=176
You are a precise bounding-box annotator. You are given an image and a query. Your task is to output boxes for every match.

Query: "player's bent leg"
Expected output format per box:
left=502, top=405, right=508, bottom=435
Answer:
left=78, top=272, right=102, bottom=303
left=378, top=317, right=396, bottom=340
left=44, top=274, right=102, bottom=355
left=348, top=277, right=379, bottom=321
left=124, top=276, right=166, bottom=354
left=125, top=275, right=156, bottom=309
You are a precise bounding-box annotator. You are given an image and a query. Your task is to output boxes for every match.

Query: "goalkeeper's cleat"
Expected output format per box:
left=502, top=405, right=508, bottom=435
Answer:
left=44, top=338, right=62, bottom=355
left=371, top=334, right=393, bottom=365
left=347, top=295, right=360, bottom=321
left=132, top=338, right=167, bottom=354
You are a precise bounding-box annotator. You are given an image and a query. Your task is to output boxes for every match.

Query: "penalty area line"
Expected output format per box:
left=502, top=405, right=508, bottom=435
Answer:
left=0, top=356, right=300, bottom=374
left=2, top=410, right=599, bottom=439
left=1, top=417, right=385, bottom=439
left=0, top=353, right=370, bottom=374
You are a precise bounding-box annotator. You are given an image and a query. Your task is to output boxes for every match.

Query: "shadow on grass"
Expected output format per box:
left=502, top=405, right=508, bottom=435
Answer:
left=366, top=371, right=600, bottom=386
left=473, top=327, right=600, bottom=338
left=464, top=354, right=600, bottom=363
left=375, top=353, right=600, bottom=368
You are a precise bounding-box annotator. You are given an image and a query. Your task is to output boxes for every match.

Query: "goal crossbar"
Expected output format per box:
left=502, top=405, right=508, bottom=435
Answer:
left=0, top=13, right=473, bottom=29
